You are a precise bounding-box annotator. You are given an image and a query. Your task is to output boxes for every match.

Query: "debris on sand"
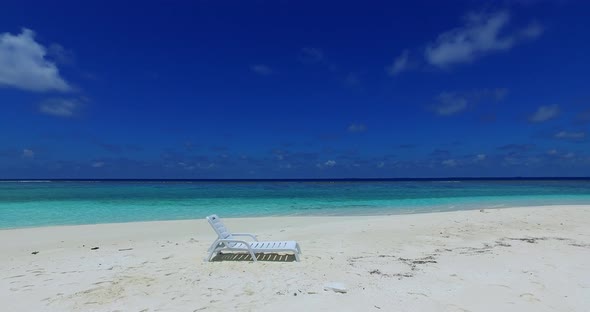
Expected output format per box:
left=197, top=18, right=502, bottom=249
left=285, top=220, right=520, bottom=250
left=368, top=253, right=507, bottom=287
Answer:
left=324, top=282, right=347, bottom=293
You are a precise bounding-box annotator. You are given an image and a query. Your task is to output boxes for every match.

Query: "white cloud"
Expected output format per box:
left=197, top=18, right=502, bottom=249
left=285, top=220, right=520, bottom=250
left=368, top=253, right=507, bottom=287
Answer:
left=92, top=161, right=104, bottom=168
left=442, top=159, right=457, bottom=167
left=250, top=64, right=273, bottom=76
left=425, top=11, right=542, bottom=68
left=528, top=105, right=559, bottom=122
left=547, top=149, right=576, bottom=159
left=547, top=149, right=558, bottom=155
left=521, top=21, right=543, bottom=39
left=348, top=123, right=367, bottom=133
left=387, top=50, right=410, bottom=75
left=0, top=28, right=71, bottom=92
left=492, top=88, right=509, bottom=101
left=475, top=154, right=486, bottom=161
left=22, top=149, right=34, bottom=158
left=197, top=162, right=215, bottom=169
left=344, top=73, right=360, bottom=86
left=563, top=152, right=575, bottom=159
left=432, top=92, right=468, bottom=116
left=431, top=88, right=507, bottom=117
left=300, top=47, right=324, bottom=63
left=553, top=131, right=586, bottom=140
left=317, top=160, right=336, bottom=168
left=39, top=98, right=83, bottom=117
left=47, top=43, right=74, bottom=65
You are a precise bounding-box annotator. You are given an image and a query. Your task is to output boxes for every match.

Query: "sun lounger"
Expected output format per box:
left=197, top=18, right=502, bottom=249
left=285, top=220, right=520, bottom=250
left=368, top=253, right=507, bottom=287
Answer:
left=205, top=214, right=301, bottom=262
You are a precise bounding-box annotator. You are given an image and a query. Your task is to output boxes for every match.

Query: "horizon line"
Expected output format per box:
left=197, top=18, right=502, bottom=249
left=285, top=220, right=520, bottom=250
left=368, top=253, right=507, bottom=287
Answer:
left=1, top=177, right=590, bottom=182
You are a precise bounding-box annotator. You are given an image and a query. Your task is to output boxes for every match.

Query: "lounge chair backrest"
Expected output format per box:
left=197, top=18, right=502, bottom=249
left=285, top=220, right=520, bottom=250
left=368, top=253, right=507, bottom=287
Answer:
left=206, top=214, right=231, bottom=239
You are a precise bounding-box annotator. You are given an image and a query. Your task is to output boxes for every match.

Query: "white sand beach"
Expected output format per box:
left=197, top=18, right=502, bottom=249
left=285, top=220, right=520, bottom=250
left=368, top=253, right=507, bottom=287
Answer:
left=1, top=205, right=589, bottom=312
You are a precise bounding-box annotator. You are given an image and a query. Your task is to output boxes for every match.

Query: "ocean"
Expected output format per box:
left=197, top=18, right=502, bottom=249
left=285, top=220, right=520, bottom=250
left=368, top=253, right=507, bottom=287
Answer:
left=1, top=179, right=590, bottom=229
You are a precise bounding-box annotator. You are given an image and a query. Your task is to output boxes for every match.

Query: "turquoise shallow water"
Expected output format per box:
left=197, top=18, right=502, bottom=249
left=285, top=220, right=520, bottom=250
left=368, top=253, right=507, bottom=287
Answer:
left=1, top=179, right=590, bottom=229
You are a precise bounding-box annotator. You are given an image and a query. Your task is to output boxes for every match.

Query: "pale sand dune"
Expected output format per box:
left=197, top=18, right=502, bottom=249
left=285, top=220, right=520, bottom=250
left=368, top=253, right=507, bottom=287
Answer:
left=1, top=205, right=589, bottom=311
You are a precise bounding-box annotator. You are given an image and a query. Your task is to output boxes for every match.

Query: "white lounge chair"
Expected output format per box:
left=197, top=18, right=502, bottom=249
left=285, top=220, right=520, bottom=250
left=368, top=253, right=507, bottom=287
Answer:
left=205, top=214, right=301, bottom=262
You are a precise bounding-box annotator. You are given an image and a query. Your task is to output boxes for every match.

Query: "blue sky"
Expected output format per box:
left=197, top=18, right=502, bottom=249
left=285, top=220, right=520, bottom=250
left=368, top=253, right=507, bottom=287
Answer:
left=1, top=0, right=589, bottom=178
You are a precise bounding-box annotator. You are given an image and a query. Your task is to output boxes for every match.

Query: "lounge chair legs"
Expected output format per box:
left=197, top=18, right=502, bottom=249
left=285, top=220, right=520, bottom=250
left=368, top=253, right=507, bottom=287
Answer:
left=205, top=249, right=217, bottom=262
